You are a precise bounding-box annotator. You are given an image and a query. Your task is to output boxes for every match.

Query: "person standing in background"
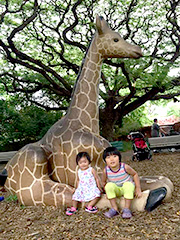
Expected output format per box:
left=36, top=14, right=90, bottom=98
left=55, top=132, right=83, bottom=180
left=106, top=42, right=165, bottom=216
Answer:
left=151, top=118, right=166, bottom=137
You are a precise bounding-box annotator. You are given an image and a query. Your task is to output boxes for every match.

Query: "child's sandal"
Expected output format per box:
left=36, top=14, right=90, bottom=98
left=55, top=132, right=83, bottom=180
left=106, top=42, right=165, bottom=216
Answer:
left=103, top=208, right=119, bottom=218
left=122, top=208, right=132, bottom=219
left=85, top=206, right=98, bottom=213
left=66, top=207, right=77, bottom=216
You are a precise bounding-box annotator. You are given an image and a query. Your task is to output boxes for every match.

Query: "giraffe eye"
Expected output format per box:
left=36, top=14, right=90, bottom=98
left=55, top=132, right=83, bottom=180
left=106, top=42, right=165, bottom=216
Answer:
left=114, top=38, right=119, bottom=42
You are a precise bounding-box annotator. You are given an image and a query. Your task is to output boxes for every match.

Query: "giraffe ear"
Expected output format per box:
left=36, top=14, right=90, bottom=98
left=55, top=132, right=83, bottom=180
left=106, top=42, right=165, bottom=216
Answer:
left=96, top=15, right=110, bottom=35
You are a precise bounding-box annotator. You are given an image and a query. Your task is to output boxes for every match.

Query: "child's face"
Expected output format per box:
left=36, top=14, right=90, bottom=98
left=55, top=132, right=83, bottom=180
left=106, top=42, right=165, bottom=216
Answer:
left=78, top=157, right=89, bottom=170
left=105, top=154, right=120, bottom=169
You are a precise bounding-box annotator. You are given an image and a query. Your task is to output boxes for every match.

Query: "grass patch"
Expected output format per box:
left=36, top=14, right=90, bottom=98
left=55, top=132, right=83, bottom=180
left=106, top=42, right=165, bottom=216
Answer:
left=121, top=141, right=132, bottom=152
left=5, top=194, right=18, bottom=202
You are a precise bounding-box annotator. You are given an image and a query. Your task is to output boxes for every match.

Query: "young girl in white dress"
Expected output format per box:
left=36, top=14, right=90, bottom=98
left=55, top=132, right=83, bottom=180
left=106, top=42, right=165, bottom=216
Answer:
left=66, top=152, right=101, bottom=215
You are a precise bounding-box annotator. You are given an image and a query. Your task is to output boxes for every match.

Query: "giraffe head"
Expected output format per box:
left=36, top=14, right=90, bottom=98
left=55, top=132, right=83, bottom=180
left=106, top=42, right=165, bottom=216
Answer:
left=95, top=15, right=142, bottom=59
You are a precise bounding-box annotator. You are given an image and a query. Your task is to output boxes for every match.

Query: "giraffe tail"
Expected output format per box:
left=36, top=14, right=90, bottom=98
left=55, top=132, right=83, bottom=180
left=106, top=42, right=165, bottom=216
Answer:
left=0, top=169, right=8, bottom=186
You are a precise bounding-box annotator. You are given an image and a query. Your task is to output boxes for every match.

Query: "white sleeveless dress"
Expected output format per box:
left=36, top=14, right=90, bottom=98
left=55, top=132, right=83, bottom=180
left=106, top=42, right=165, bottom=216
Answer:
left=72, top=167, right=101, bottom=202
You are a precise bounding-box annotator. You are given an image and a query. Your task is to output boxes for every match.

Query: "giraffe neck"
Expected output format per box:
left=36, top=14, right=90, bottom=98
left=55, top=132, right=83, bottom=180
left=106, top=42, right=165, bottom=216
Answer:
left=66, top=35, right=103, bottom=134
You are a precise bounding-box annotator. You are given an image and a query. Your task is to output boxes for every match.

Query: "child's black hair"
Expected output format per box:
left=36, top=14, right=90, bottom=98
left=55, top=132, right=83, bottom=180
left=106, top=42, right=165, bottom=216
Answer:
left=103, top=146, right=121, bottom=162
left=76, top=152, right=91, bottom=165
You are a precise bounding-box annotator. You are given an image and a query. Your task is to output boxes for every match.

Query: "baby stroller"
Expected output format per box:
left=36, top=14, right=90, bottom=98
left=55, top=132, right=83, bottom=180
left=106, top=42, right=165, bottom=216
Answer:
left=128, top=132, right=152, bottom=161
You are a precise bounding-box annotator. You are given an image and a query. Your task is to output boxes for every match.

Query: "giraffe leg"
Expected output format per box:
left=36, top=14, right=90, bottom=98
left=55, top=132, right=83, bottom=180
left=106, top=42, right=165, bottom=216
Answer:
left=17, top=176, right=74, bottom=206
left=96, top=177, right=173, bottom=212
left=5, top=144, right=74, bottom=206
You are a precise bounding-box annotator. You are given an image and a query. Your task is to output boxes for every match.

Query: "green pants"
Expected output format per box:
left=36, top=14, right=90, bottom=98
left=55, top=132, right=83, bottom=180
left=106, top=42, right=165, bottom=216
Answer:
left=105, top=182, right=135, bottom=200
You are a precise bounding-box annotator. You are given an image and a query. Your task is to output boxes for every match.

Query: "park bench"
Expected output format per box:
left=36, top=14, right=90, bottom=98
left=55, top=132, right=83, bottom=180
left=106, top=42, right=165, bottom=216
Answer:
left=0, top=151, right=16, bottom=185
left=0, top=151, right=17, bottom=164
left=148, top=135, right=180, bottom=150
left=0, top=144, right=124, bottom=164
left=110, top=141, right=123, bottom=151
left=0, top=143, right=124, bottom=165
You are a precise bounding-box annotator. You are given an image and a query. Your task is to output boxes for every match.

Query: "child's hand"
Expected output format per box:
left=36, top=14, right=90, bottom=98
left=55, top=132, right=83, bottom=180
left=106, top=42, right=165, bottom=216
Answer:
left=135, top=187, right=142, bottom=198
left=72, top=188, right=76, bottom=194
left=98, top=186, right=104, bottom=193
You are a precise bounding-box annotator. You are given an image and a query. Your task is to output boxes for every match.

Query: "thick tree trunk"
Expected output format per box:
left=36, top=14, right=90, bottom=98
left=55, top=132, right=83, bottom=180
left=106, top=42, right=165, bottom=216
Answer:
left=100, top=117, right=115, bottom=141
left=100, top=98, right=118, bottom=141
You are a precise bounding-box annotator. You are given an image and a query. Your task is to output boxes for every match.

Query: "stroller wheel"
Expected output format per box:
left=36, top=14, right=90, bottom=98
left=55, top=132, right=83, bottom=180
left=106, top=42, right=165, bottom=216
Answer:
left=148, top=151, right=153, bottom=161
left=132, top=155, right=138, bottom=161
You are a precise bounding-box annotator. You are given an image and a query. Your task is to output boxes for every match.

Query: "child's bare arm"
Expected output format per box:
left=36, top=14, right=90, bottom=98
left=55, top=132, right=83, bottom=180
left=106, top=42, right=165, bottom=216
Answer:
left=125, top=164, right=142, bottom=198
left=92, top=168, right=102, bottom=191
left=71, top=175, right=79, bottom=194
left=75, top=175, right=79, bottom=189
left=101, top=168, right=107, bottom=190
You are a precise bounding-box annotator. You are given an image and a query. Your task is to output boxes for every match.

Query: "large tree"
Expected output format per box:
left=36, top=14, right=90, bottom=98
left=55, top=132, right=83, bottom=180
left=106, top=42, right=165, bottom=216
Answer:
left=0, top=0, right=179, bottom=140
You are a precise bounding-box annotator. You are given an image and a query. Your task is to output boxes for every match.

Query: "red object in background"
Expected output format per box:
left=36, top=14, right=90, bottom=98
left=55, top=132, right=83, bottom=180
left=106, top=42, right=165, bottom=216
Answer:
left=158, top=116, right=180, bottom=125
left=134, top=138, right=148, bottom=149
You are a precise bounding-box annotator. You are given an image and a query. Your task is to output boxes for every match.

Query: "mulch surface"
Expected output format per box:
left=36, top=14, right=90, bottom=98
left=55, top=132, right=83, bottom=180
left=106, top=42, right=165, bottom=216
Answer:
left=0, top=151, right=180, bottom=240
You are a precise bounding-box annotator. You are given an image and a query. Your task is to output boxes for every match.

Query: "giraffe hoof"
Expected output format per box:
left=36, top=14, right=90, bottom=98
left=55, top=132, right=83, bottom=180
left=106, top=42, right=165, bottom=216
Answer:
left=145, top=187, right=167, bottom=212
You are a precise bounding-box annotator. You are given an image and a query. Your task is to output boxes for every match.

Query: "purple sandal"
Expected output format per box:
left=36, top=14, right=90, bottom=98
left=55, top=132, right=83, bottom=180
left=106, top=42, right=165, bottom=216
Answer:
left=122, top=208, right=132, bottom=219
left=104, top=208, right=119, bottom=218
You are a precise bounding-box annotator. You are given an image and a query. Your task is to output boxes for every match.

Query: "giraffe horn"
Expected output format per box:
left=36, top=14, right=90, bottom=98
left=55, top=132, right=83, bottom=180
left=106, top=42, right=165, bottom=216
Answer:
left=96, top=15, right=110, bottom=35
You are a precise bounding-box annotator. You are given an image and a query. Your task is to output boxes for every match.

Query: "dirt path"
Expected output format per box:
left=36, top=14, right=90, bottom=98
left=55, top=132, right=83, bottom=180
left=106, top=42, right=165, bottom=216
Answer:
left=0, top=151, right=180, bottom=240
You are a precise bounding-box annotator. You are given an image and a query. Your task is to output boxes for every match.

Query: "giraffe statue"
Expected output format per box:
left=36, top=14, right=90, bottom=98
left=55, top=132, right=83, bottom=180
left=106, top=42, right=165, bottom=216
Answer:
left=3, top=15, right=173, bottom=210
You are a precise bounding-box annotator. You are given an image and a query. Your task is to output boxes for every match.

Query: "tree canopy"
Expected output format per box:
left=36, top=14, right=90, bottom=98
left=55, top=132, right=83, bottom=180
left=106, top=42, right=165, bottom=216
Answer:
left=0, top=99, right=62, bottom=151
left=0, top=0, right=180, bottom=140
left=0, top=97, right=151, bottom=151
